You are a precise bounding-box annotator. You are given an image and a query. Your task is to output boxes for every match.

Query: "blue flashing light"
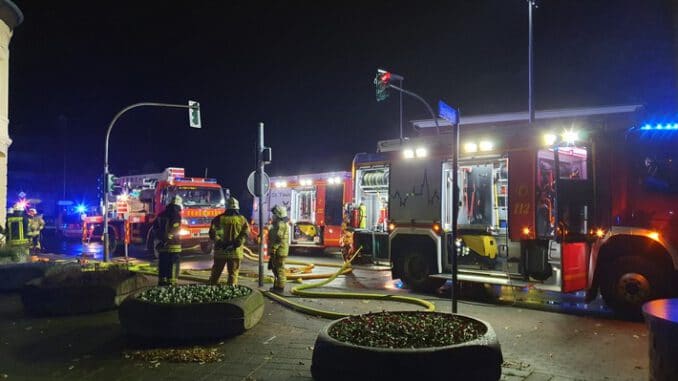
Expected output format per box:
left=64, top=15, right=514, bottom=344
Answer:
left=75, top=204, right=87, bottom=213
left=204, top=178, right=217, bottom=183
left=639, top=123, right=678, bottom=131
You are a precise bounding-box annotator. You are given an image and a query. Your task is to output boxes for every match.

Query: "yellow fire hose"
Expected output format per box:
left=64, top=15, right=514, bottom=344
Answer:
left=82, top=246, right=436, bottom=319
left=260, top=248, right=436, bottom=319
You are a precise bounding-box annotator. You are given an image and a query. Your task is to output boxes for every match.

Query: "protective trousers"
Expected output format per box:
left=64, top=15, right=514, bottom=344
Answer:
left=270, top=254, right=286, bottom=289
left=209, top=256, right=241, bottom=285
left=158, top=245, right=181, bottom=286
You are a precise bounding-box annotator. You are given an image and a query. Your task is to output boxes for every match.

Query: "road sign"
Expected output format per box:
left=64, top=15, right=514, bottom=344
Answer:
left=247, top=171, right=270, bottom=197
left=116, top=200, right=129, bottom=216
left=438, top=100, right=459, bottom=125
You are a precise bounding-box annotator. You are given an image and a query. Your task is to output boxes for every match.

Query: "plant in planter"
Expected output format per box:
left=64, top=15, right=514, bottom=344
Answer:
left=21, top=266, right=155, bottom=316
left=312, top=311, right=503, bottom=381
left=119, top=284, right=264, bottom=341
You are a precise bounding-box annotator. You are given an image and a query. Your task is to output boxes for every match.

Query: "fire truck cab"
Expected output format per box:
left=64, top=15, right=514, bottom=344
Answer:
left=97, top=167, right=227, bottom=255
left=373, top=105, right=677, bottom=315
left=251, top=171, right=352, bottom=253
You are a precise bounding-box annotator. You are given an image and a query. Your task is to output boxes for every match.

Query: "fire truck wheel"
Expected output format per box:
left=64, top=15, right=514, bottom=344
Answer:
left=600, top=257, right=670, bottom=317
left=400, top=252, right=446, bottom=293
left=146, top=230, right=160, bottom=259
left=200, top=242, right=214, bottom=255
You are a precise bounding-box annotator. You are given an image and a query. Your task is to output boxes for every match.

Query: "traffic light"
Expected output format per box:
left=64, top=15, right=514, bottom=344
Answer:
left=188, top=100, right=201, bottom=128
left=374, top=69, right=391, bottom=102
left=106, top=173, right=118, bottom=193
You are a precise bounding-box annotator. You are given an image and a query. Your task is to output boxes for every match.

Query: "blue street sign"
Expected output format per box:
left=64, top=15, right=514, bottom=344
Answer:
left=438, top=100, right=459, bottom=125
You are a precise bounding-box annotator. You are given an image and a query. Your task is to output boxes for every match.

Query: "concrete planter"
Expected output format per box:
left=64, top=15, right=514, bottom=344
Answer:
left=0, top=262, right=80, bottom=291
left=119, top=286, right=264, bottom=341
left=21, top=269, right=155, bottom=316
left=643, top=299, right=678, bottom=381
left=311, top=312, right=502, bottom=381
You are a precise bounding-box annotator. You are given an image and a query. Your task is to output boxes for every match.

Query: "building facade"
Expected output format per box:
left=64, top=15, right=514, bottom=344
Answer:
left=0, top=0, right=22, bottom=223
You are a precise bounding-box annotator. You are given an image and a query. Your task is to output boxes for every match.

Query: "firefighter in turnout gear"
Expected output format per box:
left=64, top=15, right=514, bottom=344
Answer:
left=156, top=195, right=183, bottom=286
left=208, top=197, right=249, bottom=285
left=26, top=208, right=45, bottom=252
left=268, top=205, right=290, bottom=292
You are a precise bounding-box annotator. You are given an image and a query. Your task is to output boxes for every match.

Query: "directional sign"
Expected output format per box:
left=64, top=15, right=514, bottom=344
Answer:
left=247, top=171, right=270, bottom=197
left=438, top=100, right=459, bottom=125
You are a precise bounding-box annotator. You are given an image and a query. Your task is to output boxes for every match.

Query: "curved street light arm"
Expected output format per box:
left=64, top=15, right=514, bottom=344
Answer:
left=387, top=84, right=440, bottom=135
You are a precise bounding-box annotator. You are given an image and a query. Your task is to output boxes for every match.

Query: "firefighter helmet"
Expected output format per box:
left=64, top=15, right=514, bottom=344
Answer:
left=28, top=208, right=37, bottom=216
left=271, top=205, right=287, bottom=218
left=227, top=197, right=240, bottom=210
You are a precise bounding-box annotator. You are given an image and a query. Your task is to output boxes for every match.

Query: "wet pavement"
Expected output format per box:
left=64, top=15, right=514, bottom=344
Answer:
left=39, top=232, right=616, bottom=319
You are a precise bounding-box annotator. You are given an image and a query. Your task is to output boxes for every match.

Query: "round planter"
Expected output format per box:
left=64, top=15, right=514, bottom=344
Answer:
left=311, top=312, right=502, bottom=381
left=643, top=299, right=678, bottom=381
left=21, top=269, right=155, bottom=316
left=0, top=262, right=81, bottom=292
left=119, top=285, right=264, bottom=341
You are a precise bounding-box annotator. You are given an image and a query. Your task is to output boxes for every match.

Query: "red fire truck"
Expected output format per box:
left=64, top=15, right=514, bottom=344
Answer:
left=354, top=105, right=677, bottom=315
left=251, top=171, right=353, bottom=253
left=87, top=167, right=227, bottom=255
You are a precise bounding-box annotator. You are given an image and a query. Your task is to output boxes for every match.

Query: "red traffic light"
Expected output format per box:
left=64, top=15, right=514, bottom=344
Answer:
left=379, top=71, right=391, bottom=85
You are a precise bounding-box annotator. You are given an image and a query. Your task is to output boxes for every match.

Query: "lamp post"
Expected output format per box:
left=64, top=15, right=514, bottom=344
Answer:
left=528, top=0, right=537, bottom=124
left=102, top=101, right=200, bottom=262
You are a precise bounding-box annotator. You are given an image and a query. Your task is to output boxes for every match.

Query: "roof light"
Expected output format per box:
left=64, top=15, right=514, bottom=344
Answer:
left=464, top=142, right=478, bottom=153
left=300, top=179, right=312, bottom=186
left=275, top=181, right=288, bottom=188
left=333, top=176, right=342, bottom=184
left=415, top=147, right=428, bottom=158
left=75, top=204, right=87, bottom=214
left=544, top=133, right=558, bottom=146
left=640, top=123, right=678, bottom=131
left=479, top=141, right=494, bottom=152
left=327, top=177, right=336, bottom=185
left=403, top=148, right=415, bottom=159
left=562, top=129, right=579, bottom=144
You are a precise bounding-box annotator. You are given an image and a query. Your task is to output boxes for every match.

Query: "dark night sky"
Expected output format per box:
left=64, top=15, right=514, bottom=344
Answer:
left=6, top=0, right=677, bottom=209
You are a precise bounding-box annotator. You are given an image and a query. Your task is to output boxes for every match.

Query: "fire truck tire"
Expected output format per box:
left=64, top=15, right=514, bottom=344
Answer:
left=600, top=257, right=671, bottom=317
left=146, top=230, right=160, bottom=259
left=311, top=312, right=503, bottom=381
left=200, top=242, right=214, bottom=255
left=399, top=252, right=446, bottom=293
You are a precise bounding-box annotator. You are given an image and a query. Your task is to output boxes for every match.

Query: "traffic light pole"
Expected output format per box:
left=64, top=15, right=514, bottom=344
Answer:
left=257, top=123, right=265, bottom=287
left=103, top=102, right=199, bottom=262
left=387, top=84, right=440, bottom=135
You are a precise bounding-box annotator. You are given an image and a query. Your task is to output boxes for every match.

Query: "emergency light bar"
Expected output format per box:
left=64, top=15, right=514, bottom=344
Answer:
left=640, top=123, right=678, bottom=130
left=173, top=177, right=218, bottom=183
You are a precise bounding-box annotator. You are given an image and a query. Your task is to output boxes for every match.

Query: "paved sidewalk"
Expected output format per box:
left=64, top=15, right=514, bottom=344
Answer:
left=0, top=258, right=650, bottom=381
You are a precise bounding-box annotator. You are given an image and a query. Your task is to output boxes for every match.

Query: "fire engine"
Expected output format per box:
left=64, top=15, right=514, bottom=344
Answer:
left=251, top=171, right=353, bottom=253
left=353, top=105, right=678, bottom=315
left=87, top=167, right=227, bottom=255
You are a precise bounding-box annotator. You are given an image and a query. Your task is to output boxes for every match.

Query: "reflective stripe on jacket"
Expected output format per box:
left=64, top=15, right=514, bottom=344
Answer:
left=268, top=220, right=290, bottom=257
left=210, top=214, right=249, bottom=258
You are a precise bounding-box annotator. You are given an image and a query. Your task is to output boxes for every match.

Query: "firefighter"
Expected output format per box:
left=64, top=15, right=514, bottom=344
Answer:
left=156, top=195, right=183, bottom=286
left=358, top=202, right=367, bottom=229
left=268, top=205, right=290, bottom=292
left=208, top=197, right=249, bottom=286
left=26, top=208, right=45, bottom=252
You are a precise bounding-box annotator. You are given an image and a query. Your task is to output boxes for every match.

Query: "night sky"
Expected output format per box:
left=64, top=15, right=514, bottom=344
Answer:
left=6, top=0, right=677, bottom=213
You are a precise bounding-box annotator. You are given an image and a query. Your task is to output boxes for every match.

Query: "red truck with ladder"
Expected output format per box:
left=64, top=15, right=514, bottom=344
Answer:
left=251, top=171, right=353, bottom=254
left=351, top=104, right=677, bottom=315
left=86, top=167, right=227, bottom=255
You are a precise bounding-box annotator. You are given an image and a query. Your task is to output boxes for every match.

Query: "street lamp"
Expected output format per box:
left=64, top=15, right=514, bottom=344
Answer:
left=102, top=101, right=201, bottom=262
